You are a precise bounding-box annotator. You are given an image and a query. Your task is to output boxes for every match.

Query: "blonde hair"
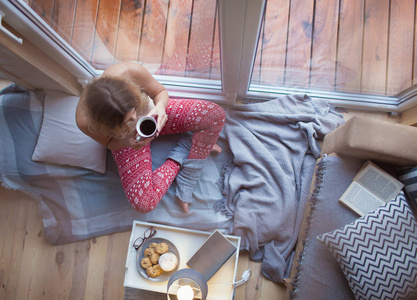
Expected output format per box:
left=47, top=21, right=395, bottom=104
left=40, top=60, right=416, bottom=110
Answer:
left=80, top=76, right=149, bottom=139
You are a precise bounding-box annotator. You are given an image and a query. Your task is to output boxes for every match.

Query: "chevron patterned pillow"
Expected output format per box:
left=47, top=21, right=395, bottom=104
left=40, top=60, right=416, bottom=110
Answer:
left=317, top=192, right=417, bottom=300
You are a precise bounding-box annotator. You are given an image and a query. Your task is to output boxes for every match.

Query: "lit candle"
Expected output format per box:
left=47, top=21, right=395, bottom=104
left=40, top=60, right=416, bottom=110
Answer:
left=177, top=285, right=194, bottom=300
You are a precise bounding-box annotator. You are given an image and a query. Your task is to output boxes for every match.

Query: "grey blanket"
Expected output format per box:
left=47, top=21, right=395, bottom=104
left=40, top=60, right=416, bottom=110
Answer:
left=218, top=94, right=345, bottom=283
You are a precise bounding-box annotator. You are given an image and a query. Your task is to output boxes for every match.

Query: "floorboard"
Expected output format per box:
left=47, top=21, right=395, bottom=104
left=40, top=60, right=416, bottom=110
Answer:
left=361, top=0, right=389, bottom=95
left=114, top=0, right=144, bottom=63
left=386, top=0, right=415, bottom=94
left=284, top=0, right=314, bottom=88
left=258, top=0, right=290, bottom=86
left=335, top=0, right=364, bottom=94
left=71, top=0, right=99, bottom=63
left=310, top=0, right=339, bottom=90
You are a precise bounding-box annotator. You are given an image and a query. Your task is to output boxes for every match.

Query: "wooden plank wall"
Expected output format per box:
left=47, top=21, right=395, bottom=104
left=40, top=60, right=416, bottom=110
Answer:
left=253, top=0, right=417, bottom=96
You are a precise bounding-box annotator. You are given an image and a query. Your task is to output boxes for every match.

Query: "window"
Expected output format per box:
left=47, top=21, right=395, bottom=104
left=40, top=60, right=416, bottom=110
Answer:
left=247, top=0, right=417, bottom=110
left=27, top=0, right=220, bottom=80
left=3, top=0, right=223, bottom=99
left=1, top=0, right=417, bottom=111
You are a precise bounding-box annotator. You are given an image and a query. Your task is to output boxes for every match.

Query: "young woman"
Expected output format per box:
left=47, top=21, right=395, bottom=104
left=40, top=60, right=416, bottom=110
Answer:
left=76, top=62, right=225, bottom=213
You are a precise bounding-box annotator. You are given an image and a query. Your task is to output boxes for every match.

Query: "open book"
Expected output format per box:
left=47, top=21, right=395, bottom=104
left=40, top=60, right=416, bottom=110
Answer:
left=339, top=161, right=404, bottom=216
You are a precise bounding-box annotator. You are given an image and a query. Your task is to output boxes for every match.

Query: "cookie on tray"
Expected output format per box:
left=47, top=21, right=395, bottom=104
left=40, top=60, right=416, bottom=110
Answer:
left=150, top=253, right=160, bottom=265
left=155, top=242, right=169, bottom=255
left=153, top=264, right=163, bottom=276
left=144, top=247, right=156, bottom=257
left=146, top=264, right=163, bottom=278
left=146, top=266, right=158, bottom=278
left=140, top=257, right=152, bottom=269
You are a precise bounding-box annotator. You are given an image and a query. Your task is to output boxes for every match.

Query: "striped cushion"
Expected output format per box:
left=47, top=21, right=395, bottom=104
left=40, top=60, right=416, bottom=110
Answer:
left=317, top=192, right=417, bottom=300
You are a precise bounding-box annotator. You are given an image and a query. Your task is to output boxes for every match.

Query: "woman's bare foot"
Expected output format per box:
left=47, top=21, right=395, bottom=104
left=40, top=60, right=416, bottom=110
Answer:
left=212, top=143, right=222, bottom=153
left=179, top=201, right=189, bottom=213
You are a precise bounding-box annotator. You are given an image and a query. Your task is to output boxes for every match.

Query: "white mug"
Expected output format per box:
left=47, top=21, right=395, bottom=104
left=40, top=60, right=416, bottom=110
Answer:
left=135, top=116, right=157, bottom=141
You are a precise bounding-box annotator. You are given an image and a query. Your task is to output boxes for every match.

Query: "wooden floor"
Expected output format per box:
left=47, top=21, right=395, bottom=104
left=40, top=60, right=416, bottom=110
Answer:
left=0, top=186, right=287, bottom=300
left=25, top=0, right=417, bottom=96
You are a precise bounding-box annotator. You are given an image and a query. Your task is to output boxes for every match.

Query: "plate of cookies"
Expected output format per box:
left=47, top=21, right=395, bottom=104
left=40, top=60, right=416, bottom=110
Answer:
left=136, top=238, right=180, bottom=282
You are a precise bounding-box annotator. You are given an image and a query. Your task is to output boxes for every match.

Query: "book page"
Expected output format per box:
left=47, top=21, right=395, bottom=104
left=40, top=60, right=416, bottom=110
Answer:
left=355, top=162, right=404, bottom=202
left=340, top=181, right=385, bottom=216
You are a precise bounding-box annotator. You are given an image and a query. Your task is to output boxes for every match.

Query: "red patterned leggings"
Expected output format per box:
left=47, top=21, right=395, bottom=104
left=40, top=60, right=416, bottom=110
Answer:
left=112, top=99, right=225, bottom=213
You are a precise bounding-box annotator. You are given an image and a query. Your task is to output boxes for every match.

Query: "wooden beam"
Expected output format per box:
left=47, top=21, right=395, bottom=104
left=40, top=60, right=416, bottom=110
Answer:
left=401, top=105, right=417, bottom=126
left=0, top=66, right=34, bottom=90
left=0, top=23, right=82, bottom=95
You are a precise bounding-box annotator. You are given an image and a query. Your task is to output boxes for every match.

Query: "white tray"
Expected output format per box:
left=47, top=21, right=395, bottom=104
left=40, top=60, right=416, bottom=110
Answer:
left=124, top=221, right=241, bottom=300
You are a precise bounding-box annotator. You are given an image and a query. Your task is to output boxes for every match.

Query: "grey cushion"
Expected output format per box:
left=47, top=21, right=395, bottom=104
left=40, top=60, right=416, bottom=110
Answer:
left=288, top=154, right=364, bottom=300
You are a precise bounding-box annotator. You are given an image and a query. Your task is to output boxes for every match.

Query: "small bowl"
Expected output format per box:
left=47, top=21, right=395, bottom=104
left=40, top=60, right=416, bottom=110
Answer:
left=136, top=237, right=180, bottom=282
